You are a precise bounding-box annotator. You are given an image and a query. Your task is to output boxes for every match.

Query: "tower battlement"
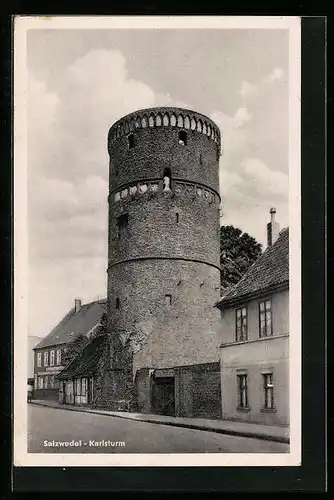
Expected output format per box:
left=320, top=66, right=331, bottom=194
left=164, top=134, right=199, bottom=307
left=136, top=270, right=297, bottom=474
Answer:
left=108, top=107, right=221, bottom=195
left=108, top=106, right=221, bottom=153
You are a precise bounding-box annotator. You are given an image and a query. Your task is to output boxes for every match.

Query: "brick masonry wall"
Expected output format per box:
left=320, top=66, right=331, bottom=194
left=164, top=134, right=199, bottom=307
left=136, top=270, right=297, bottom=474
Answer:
left=108, top=259, right=221, bottom=372
left=134, top=368, right=152, bottom=413
left=93, top=335, right=134, bottom=409
left=108, top=188, right=220, bottom=267
left=107, top=108, right=221, bottom=389
left=135, top=363, right=221, bottom=419
left=108, top=108, right=221, bottom=193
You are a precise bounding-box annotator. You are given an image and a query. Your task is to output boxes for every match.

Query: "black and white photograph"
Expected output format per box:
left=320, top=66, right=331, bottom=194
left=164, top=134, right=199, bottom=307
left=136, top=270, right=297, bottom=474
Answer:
left=14, top=16, right=301, bottom=467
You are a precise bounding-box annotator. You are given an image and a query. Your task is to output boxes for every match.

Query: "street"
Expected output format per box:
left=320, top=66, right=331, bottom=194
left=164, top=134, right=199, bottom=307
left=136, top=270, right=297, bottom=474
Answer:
left=28, top=405, right=288, bottom=453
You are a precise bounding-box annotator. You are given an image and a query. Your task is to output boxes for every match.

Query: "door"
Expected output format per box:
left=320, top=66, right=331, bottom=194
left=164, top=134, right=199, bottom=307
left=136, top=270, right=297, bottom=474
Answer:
left=152, top=377, right=175, bottom=416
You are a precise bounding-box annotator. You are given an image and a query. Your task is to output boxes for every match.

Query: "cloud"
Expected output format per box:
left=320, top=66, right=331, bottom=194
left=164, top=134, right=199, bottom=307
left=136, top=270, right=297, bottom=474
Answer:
left=212, top=104, right=288, bottom=247
left=239, top=80, right=258, bottom=97
left=233, top=107, right=253, bottom=128
left=238, top=68, right=284, bottom=104
left=27, top=48, right=289, bottom=336
left=242, top=158, right=288, bottom=199
left=28, top=48, right=194, bottom=335
left=264, top=67, right=284, bottom=84
left=218, top=157, right=288, bottom=246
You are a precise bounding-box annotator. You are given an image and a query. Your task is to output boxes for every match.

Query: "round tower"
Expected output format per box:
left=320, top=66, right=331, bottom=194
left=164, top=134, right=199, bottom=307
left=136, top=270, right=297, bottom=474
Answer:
left=107, top=107, right=222, bottom=375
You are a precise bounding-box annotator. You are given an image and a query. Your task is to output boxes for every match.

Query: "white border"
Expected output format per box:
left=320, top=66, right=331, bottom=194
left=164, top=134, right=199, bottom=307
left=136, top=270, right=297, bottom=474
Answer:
left=13, top=15, right=301, bottom=467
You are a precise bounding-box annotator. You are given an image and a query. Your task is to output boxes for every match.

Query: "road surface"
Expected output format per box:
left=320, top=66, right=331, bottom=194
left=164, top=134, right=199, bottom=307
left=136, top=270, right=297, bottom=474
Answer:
left=28, top=404, right=288, bottom=454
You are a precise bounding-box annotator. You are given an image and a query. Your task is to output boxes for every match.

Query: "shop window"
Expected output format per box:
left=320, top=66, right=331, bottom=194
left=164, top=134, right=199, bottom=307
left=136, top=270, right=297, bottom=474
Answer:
left=82, top=378, right=88, bottom=396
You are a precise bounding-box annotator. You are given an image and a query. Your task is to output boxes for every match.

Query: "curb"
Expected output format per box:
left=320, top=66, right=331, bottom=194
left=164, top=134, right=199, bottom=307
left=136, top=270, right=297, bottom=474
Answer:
left=29, top=401, right=289, bottom=444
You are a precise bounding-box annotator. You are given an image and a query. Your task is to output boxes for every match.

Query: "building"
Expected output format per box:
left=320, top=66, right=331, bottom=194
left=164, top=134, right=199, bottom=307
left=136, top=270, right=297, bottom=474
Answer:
left=59, top=107, right=223, bottom=418
left=216, top=212, right=289, bottom=427
left=33, top=298, right=106, bottom=401
left=28, top=335, right=43, bottom=386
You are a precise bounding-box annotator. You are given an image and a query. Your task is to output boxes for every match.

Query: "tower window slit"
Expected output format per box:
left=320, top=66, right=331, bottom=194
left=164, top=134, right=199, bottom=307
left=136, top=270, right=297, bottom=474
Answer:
left=116, top=298, right=120, bottom=309
left=178, top=130, right=187, bottom=146
left=163, top=167, right=172, bottom=191
left=165, top=294, right=172, bottom=306
left=128, top=134, right=135, bottom=149
left=117, top=213, right=129, bottom=238
left=176, top=212, right=179, bottom=223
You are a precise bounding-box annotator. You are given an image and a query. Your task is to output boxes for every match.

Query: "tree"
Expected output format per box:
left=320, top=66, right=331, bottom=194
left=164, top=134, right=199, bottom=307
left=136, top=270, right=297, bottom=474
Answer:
left=220, top=225, right=262, bottom=289
left=62, top=313, right=108, bottom=366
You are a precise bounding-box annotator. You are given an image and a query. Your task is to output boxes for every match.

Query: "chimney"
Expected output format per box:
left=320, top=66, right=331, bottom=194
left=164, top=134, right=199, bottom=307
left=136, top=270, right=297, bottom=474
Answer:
left=74, top=298, right=82, bottom=313
left=267, top=207, right=280, bottom=247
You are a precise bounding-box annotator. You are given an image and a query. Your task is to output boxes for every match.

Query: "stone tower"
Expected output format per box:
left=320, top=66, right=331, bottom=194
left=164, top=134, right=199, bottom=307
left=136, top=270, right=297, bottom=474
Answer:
left=107, top=107, right=222, bottom=399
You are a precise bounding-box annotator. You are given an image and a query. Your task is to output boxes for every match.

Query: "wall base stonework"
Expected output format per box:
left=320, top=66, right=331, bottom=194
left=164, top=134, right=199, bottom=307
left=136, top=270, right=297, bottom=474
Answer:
left=134, top=362, right=221, bottom=419
left=33, top=389, right=59, bottom=402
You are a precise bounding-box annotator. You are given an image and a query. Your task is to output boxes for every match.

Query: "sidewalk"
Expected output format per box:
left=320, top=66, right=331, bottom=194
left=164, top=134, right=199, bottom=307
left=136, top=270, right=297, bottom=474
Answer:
left=30, top=399, right=290, bottom=444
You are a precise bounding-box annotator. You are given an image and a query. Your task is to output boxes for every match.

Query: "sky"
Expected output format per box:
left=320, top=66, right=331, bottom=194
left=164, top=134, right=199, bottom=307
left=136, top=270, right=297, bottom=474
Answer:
left=26, top=27, right=289, bottom=338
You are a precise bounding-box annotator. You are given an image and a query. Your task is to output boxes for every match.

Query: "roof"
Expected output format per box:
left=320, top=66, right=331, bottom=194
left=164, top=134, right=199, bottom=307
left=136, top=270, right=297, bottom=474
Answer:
left=34, top=299, right=107, bottom=349
left=216, top=228, right=289, bottom=309
left=57, top=333, right=107, bottom=379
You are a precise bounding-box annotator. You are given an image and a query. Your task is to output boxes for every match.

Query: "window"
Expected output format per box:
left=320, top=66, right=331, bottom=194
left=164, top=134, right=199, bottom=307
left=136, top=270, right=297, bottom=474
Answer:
left=50, top=375, right=55, bottom=388
left=259, top=299, right=273, bottom=337
left=236, top=307, right=247, bottom=341
left=82, top=378, right=88, bottom=396
left=128, top=134, right=135, bottom=149
left=44, top=351, right=49, bottom=366
left=34, top=374, right=38, bottom=388
left=165, top=294, right=172, bottom=306
left=163, top=167, right=172, bottom=191
left=44, top=375, right=49, bottom=389
left=56, top=349, right=61, bottom=365
left=38, top=377, right=43, bottom=389
left=263, top=373, right=275, bottom=409
left=37, top=352, right=42, bottom=367
left=50, top=350, right=55, bottom=366
left=76, top=378, right=81, bottom=396
left=237, top=374, right=248, bottom=408
left=178, top=130, right=187, bottom=146
left=117, top=213, right=129, bottom=238
left=116, top=297, right=120, bottom=310
left=176, top=212, right=179, bottom=223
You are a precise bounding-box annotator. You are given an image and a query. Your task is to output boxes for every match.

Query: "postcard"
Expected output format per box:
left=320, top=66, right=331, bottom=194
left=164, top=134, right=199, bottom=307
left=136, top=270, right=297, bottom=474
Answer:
left=14, top=15, right=301, bottom=467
